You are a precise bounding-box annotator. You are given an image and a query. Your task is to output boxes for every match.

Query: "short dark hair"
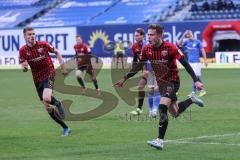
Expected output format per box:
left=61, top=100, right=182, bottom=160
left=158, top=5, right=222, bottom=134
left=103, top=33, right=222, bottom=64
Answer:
left=23, top=27, right=34, bottom=34
left=148, top=24, right=164, bottom=35
left=135, top=28, right=145, bottom=35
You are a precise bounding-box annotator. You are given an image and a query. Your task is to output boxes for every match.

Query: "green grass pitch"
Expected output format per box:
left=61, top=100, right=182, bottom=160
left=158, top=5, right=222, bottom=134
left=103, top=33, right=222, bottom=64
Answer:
left=0, top=68, right=240, bottom=160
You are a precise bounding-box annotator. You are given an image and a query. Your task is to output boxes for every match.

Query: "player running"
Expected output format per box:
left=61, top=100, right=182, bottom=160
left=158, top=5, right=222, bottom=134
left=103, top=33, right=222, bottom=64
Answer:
left=114, top=24, right=205, bottom=150
left=130, top=28, right=148, bottom=115
left=19, top=27, right=70, bottom=136
left=74, top=35, right=100, bottom=96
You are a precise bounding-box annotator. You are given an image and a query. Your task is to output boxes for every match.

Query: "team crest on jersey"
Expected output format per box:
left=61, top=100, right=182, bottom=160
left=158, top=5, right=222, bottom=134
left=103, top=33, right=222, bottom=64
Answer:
left=162, top=50, right=168, bottom=56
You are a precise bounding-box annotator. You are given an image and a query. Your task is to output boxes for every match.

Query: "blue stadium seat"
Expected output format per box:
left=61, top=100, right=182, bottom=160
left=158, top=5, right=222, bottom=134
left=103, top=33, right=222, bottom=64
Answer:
left=0, top=0, right=41, bottom=9
left=90, top=0, right=177, bottom=25
left=0, top=7, right=44, bottom=28
left=0, top=0, right=51, bottom=28
left=29, top=0, right=178, bottom=26
left=29, top=0, right=117, bottom=27
left=185, top=0, right=240, bottom=21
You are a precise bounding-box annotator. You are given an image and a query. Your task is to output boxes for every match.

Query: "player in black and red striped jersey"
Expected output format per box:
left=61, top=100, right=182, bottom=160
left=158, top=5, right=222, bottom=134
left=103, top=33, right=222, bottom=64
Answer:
left=131, top=28, right=145, bottom=64
left=19, top=27, right=70, bottom=136
left=114, top=24, right=205, bottom=149
left=74, top=35, right=100, bottom=96
left=129, top=28, right=148, bottom=115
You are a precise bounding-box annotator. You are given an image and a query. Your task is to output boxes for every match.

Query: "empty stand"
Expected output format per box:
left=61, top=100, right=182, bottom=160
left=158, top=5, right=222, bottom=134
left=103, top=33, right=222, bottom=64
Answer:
left=29, top=0, right=178, bottom=26
left=29, top=0, right=117, bottom=27
left=0, top=0, right=45, bottom=28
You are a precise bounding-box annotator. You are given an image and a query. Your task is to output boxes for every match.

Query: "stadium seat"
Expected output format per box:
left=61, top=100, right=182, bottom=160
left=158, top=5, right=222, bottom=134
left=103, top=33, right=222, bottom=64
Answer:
left=184, top=0, right=240, bottom=21
left=29, top=0, right=179, bottom=26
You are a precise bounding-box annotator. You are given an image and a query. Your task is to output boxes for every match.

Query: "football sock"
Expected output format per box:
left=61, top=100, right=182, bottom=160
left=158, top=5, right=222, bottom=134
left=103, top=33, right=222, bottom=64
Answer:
left=153, top=94, right=161, bottom=110
left=147, top=91, right=154, bottom=110
left=77, top=77, right=85, bottom=88
left=158, top=104, right=168, bottom=139
left=138, top=91, right=145, bottom=109
left=92, top=79, right=98, bottom=89
left=49, top=110, right=68, bottom=129
left=50, top=96, right=59, bottom=106
left=178, top=98, right=192, bottom=114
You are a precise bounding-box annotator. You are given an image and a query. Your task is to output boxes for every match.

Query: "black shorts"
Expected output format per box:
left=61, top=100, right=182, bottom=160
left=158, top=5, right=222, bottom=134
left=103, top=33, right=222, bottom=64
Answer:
left=158, top=81, right=180, bottom=102
left=78, top=65, right=93, bottom=74
left=35, top=76, right=54, bottom=101
left=116, top=52, right=124, bottom=58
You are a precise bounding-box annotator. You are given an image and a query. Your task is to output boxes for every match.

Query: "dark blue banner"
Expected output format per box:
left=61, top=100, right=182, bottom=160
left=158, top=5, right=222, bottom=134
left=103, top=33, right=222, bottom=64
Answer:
left=76, top=21, right=208, bottom=57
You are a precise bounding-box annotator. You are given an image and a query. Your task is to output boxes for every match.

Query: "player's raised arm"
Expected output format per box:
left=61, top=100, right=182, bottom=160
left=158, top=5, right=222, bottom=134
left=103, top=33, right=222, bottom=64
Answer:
left=177, top=30, right=189, bottom=46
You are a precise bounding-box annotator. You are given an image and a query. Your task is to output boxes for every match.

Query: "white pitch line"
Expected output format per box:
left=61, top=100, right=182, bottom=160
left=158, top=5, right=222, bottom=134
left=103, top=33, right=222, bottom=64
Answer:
left=166, top=140, right=240, bottom=147
left=165, top=132, right=240, bottom=143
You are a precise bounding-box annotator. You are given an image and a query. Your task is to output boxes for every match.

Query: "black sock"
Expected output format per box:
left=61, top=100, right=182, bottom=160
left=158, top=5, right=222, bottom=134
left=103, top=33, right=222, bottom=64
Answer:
left=178, top=98, right=193, bottom=114
left=50, top=96, right=59, bottom=106
left=77, top=77, right=85, bottom=88
left=158, top=104, right=168, bottom=139
left=138, top=91, right=145, bottom=109
left=92, top=79, right=98, bottom=89
left=49, top=110, right=68, bottom=129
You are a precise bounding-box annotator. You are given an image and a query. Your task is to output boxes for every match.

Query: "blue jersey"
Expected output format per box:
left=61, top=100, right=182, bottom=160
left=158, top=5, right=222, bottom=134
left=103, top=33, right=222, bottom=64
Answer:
left=183, top=39, right=203, bottom=63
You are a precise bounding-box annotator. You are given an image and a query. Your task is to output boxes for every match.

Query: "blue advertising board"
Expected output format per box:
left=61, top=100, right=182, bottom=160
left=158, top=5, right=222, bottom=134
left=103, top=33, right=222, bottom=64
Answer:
left=76, top=21, right=208, bottom=57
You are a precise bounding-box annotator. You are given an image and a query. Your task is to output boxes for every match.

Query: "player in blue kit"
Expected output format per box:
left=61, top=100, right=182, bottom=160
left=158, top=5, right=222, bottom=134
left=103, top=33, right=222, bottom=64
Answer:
left=178, top=30, right=208, bottom=97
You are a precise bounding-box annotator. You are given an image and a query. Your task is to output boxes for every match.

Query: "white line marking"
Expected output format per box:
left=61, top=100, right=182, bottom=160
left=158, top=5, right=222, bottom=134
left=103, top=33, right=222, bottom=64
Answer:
left=167, top=141, right=240, bottom=147
left=164, top=132, right=240, bottom=147
left=165, top=132, right=240, bottom=142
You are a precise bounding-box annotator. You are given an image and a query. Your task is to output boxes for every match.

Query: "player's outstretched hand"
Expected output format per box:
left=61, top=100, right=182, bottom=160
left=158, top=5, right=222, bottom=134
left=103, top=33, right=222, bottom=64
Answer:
left=195, top=81, right=204, bottom=91
left=113, top=78, right=125, bottom=87
left=21, top=61, right=28, bottom=72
